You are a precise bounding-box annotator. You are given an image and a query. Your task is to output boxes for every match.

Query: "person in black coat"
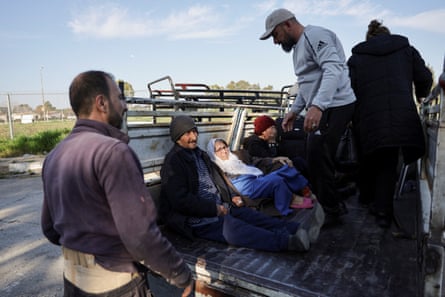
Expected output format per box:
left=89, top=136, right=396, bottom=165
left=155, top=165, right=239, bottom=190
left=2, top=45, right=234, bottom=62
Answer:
left=347, top=20, right=433, bottom=228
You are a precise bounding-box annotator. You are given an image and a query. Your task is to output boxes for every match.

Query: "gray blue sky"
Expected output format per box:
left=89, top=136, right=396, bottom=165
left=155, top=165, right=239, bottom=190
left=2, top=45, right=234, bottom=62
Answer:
left=1, top=0, right=444, bottom=108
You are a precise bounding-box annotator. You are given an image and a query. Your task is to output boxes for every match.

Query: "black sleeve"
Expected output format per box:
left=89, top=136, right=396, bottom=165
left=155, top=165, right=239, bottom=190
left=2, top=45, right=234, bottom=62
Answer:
left=411, top=46, right=433, bottom=98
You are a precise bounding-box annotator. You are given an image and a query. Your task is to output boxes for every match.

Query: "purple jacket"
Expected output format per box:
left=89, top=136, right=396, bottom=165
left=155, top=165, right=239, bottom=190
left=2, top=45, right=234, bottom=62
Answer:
left=41, top=119, right=191, bottom=288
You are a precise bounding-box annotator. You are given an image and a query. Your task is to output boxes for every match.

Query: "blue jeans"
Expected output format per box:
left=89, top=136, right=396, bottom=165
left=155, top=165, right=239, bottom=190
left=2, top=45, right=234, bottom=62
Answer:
left=192, top=207, right=299, bottom=252
left=231, top=165, right=308, bottom=216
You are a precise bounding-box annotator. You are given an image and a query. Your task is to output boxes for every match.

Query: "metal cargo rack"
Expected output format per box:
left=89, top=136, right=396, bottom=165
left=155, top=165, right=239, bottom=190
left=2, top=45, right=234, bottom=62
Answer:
left=123, top=76, right=298, bottom=183
left=146, top=75, right=295, bottom=108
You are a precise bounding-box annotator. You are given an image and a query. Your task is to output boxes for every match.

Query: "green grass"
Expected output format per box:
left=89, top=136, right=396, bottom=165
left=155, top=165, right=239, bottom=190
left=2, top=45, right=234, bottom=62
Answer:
left=0, top=120, right=75, bottom=140
left=0, top=120, right=75, bottom=157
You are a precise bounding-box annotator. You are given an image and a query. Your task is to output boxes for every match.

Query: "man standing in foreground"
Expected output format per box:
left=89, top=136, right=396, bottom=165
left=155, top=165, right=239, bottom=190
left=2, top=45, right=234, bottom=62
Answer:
left=41, top=71, right=193, bottom=297
left=260, top=8, right=356, bottom=221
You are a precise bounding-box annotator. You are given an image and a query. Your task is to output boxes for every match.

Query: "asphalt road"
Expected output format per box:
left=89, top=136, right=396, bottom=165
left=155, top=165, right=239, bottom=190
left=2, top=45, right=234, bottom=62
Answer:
left=0, top=176, right=63, bottom=297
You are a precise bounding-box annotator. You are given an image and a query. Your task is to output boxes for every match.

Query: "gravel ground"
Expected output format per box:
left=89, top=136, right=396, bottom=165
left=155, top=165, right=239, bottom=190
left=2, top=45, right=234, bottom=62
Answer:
left=0, top=176, right=63, bottom=297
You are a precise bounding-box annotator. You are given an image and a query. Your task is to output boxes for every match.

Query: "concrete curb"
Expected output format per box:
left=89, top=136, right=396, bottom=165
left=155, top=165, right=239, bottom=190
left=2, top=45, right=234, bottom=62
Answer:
left=0, top=155, right=44, bottom=176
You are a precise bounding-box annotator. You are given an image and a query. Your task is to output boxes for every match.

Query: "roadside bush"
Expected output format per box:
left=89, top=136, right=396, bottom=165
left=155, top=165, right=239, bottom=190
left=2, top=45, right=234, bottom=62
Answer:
left=0, top=129, right=70, bottom=158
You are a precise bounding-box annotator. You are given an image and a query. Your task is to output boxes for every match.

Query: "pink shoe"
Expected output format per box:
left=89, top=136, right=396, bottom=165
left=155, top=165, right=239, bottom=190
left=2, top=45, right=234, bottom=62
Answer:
left=290, top=197, right=314, bottom=209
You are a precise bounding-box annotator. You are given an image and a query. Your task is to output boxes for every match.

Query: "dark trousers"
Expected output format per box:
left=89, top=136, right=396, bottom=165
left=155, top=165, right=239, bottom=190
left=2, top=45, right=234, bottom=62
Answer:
left=64, top=275, right=152, bottom=297
left=358, top=147, right=399, bottom=215
left=306, top=103, right=355, bottom=211
left=192, top=207, right=299, bottom=252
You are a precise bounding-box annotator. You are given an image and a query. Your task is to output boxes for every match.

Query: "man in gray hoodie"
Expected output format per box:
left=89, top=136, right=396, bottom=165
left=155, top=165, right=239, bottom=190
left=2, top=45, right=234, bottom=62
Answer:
left=260, top=8, right=356, bottom=222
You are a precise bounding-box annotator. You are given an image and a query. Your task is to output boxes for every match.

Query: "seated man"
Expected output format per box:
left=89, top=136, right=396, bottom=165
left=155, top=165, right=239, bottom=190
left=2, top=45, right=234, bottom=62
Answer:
left=160, top=115, right=322, bottom=252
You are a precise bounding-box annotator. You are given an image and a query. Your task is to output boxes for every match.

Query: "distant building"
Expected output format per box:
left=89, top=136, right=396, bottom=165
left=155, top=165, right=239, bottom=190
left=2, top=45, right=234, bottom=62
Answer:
left=21, top=114, right=36, bottom=124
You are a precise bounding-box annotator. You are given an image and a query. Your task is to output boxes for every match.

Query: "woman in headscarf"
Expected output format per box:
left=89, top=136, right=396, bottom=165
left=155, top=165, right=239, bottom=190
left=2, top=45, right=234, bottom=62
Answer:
left=207, top=138, right=313, bottom=216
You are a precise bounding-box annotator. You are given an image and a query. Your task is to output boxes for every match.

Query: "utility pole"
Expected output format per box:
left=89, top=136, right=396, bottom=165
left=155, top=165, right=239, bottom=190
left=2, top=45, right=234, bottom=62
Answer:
left=7, top=94, right=14, bottom=139
left=40, top=66, right=46, bottom=121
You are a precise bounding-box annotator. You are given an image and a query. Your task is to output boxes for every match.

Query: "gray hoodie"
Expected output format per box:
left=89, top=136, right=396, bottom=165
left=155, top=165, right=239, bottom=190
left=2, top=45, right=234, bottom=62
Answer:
left=291, top=25, right=356, bottom=114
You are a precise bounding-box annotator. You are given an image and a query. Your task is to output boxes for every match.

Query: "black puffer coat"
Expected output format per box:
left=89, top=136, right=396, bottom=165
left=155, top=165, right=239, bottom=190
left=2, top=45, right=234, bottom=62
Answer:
left=347, top=34, right=432, bottom=163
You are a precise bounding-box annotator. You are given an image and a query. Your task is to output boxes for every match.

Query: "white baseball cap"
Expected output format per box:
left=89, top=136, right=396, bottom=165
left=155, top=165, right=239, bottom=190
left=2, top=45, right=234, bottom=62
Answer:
left=259, top=8, right=295, bottom=40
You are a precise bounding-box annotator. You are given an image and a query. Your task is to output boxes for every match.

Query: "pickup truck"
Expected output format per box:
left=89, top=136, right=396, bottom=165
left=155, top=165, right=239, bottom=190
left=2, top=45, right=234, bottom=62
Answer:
left=122, top=66, right=445, bottom=296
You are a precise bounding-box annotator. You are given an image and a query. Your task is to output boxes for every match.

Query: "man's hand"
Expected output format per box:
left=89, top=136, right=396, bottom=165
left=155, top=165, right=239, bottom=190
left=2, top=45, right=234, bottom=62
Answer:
left=304, top=106, right=322, bottom=132
left=281, top=112, right=297, bottom=132
left=217, top=204, right=228, bottom=216
left=231, top=196, right=244, bottom=207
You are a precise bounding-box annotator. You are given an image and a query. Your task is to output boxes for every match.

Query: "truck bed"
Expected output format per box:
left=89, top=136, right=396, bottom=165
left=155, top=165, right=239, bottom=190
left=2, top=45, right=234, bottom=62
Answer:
left=127, top=77, right=424, bottom=296
left=148, top=188, right=420, bottom=297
